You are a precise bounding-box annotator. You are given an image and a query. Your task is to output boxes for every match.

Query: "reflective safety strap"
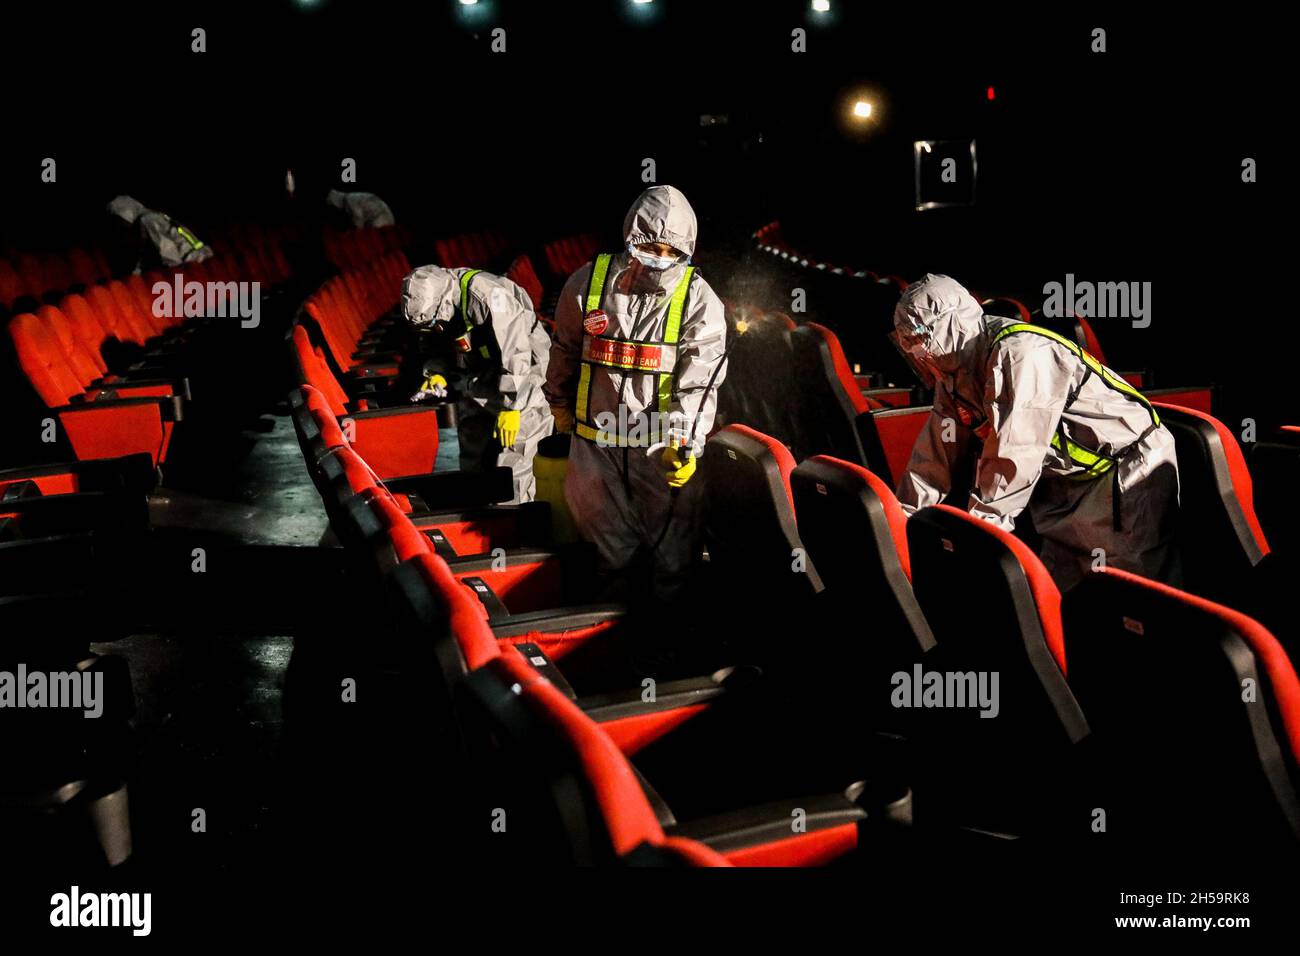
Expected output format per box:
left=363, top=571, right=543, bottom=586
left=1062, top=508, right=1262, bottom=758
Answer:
left=1050, top=431, right=1115, bottom=479
left=459, top=269, right=491, bottom=359
left=575, top=256, right=612, bottom=426
left=575, top=420, right=666, bottom=447
left=990, top=323, right=1159, bottom=426
left=991, top=322, right=1157, bottom=480
left=171, top=220, right=204, bottom=251
left=574, top=256, right=695, bottom=439
left=585, top=254, right=612, bottom=314
left=658, top=266, right=694, bottom=417
left=459, top=269, right=483, bottom=331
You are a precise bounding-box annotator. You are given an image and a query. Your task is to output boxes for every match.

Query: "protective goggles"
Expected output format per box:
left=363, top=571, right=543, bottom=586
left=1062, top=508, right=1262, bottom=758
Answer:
left=888, top=323, right=942, bottom=390
left=628, top=242, right=690, bottom=270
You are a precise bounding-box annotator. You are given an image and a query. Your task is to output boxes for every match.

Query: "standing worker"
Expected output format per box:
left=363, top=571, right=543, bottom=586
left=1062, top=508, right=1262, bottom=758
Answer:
left=544, top=185, right=728, bottom=646
left=403, top=265, right=552, bottom=503
left=892, top=273, right=1180, bottom=591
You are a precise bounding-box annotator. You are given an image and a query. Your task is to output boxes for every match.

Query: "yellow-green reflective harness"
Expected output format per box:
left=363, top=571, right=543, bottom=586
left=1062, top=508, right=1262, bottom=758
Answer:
left=458, top=269, right=491, bottom=360
left=989, top=322, right=1161, bottom=529
left=574, top=253, right=695, bottom=445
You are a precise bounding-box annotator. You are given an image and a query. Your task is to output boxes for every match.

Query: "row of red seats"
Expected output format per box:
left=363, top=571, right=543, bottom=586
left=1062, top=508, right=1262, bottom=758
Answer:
left=300, top=250, right=411, bottom=378
left=432, top=231, right=513, bottom=271
left=720, top=303, right=1217, bottom=488
left=6, top=273, right=198, bottom=465
left=322, top=224, right=411, bottom=272
left=288, top=380, right=871, bottom=866
left=0, top=248, right=114, bottom=310
left=702, top=418, right=1300, bottom=848
left=542, top=232, right=601, bottom=283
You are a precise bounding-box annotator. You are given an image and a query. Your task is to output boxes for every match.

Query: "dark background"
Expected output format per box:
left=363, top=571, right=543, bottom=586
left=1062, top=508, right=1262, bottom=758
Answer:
left=0, top=1, right=1288, bottom=425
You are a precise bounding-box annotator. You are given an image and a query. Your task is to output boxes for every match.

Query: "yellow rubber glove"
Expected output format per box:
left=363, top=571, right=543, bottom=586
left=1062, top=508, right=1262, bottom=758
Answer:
left=660, top=446, right=697, bottom=489
left=550, top=405, right=575, bottom=434
left=495, top=409, right=522, bottom=449
left=416, top=373, right=448, bottom=398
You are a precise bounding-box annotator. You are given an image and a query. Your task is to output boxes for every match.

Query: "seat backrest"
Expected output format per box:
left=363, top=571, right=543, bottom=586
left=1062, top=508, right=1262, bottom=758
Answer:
left=59, top=293, right=112, bottom=373
left=789, top=323, right=870, bottom=465
left=980, top=296, right=1031, bottom=322
left=905, top=503, right=1089, bottom=831
left=1153, top=403, right=1269, bottom=597
left=1251, top=427, right=1300, bottom=558
left=291, top=324, right=350, bottom=414
left=8, top=312, right=84, bottom=406
left=463, top=652, right=729, bottom=866
left=791, top=456, right=934, bottom=659
left=1143, top=386, right=1213, bottom=415
left=1063, top=567, right=1300, bottom=847
left=505, top=254, right=544, bottom=311
left=703, top=425, right=824, bottom=605
left=37, top=304, right=101, bottom=387
left=859, top=405, right=932, bottom=489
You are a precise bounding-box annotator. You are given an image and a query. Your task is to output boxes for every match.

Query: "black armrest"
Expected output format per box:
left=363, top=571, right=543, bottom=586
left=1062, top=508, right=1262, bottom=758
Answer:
left=0, top=491, right=148, bottom=536
left=408, top=501, right=552, bottom=553
left=0, top=454, right=157, bottom=496
left=510, top=643, right=578, bottom=700
left=667, top=791, right=867, bottom=853
left=577, top=667, right=740, bottom=722
left=55, top=394, right=183, bottom=422
left=490, top=604, right=625, bottom=639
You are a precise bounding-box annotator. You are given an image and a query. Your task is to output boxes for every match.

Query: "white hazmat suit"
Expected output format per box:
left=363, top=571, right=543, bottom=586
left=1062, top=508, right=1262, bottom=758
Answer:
left=403, top=266, right=552, bottom=503
left=894, top=274, right=1179, bottom=591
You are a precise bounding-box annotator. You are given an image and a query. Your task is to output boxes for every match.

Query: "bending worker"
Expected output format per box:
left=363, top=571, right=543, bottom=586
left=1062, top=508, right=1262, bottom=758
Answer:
left=105, top=195, right=214, bottom=272
left=892, top=273, right=1179, bottom=591
left=326, top=189, right=395, bottom=229
left=402, top=265, right=552, bottom=503
left=544, top=185, right=728, bottom=613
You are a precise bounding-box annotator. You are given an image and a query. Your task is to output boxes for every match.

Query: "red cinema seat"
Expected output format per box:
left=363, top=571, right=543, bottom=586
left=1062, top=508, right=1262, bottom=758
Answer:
left=905, top=504, right=1089, bottom=835
left=467, top=651, right=869, bottom=867
left=1063, top=568, right=1300, bottom=850
left=8, top=313, right=180, bottom=465
left=1152, top=402, right=1270, bottom=599
left=791, top=456, right=935, bottom=680
left=703, top=425, right=824, bottom=605
left=859, top=405, right=933, bottom=489
left=789, top=322, right=883, bottom=463
left=1251, top=426, right=1300, bottom=560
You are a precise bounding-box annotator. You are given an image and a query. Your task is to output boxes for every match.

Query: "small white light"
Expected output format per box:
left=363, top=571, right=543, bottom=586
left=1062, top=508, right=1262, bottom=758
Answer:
left=459, top=0, right=478, bottom=5
left=921, top=141, right=933, bottom=153
left=812, top=0, right=831, bottom=11
left=633, top=0, right=654, bottom=4
left=853, top=100, right=872, bottom=118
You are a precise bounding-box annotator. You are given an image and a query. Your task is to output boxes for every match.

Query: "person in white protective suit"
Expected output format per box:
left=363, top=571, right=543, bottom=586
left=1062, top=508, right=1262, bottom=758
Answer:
left=403, top=266, right=553, bottom=503
left=105, top=195, right=215, bottom=271
left=892, top=274, right=1180, bottom=592
left=544, top=185, right=728, bottom=612
left=325, top=189, right=395, bottom=229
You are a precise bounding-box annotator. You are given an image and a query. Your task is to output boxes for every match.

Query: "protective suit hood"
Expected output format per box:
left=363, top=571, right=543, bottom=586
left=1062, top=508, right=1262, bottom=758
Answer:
left=402, top=265, right=460, bottom=329
left=893, top=273, right=988, bottom=376
left=622, top=185, right=697, bottom=259
left=106, top=195, right=146, bottom=225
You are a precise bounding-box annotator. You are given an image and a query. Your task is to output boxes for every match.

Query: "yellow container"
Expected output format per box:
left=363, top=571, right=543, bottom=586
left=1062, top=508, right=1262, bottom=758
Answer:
left=534, top=435, right=577, bottom=544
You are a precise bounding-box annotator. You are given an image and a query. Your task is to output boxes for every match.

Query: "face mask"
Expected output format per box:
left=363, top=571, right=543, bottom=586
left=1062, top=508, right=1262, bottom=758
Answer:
left=628, top=243, right=686, bottom=271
